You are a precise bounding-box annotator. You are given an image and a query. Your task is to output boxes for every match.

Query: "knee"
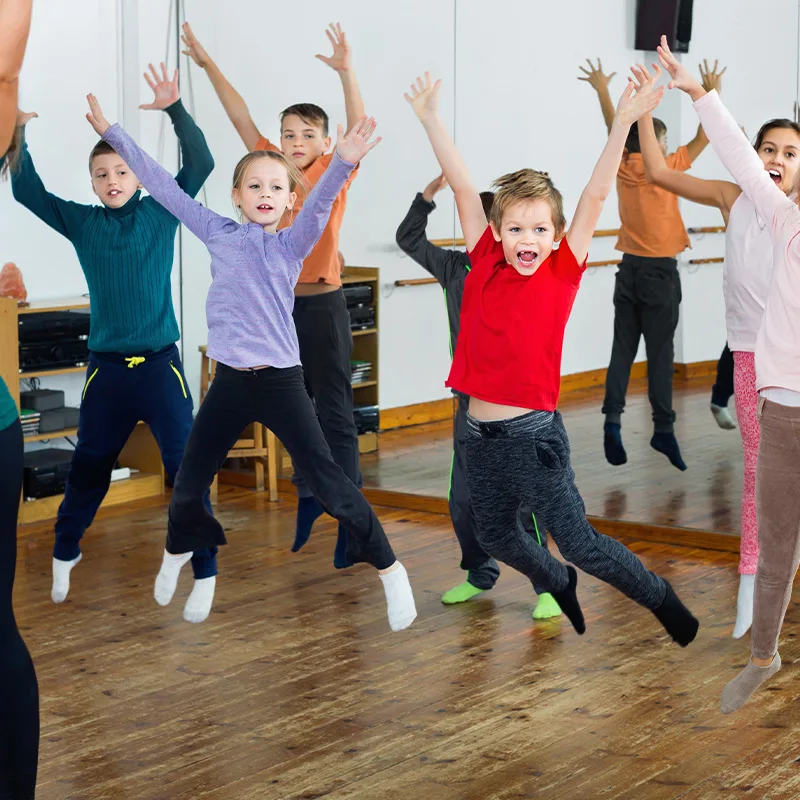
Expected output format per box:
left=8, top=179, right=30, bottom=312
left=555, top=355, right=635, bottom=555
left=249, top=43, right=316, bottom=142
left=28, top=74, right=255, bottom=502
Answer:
left=68, top=450, right=117, bottom=489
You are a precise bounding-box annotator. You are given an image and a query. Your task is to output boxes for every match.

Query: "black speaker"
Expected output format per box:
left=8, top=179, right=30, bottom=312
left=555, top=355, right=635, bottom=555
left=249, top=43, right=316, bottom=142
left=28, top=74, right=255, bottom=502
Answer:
left=635, top=0, right=693, bottom=53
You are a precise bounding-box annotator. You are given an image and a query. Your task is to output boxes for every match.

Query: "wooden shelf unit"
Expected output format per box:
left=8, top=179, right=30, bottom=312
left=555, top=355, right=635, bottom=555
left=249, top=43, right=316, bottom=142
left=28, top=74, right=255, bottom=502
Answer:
left=0, top=296, right=165, bottom=523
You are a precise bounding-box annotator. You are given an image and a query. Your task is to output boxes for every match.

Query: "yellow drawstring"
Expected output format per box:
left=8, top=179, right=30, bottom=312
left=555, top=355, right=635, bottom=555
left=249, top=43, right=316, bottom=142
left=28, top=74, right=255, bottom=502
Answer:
left=125, top=356, right=146, bottom=369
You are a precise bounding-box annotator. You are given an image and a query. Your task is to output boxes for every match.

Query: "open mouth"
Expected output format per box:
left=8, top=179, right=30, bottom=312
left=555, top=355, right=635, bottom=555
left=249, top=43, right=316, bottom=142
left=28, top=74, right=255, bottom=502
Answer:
left=107, top=189, right=122, bottom=198
left=517, top=250, right=538, bottom=267
left=768, top=169, right=781, bottom=185
left=257, top=203, right=274, bottom=213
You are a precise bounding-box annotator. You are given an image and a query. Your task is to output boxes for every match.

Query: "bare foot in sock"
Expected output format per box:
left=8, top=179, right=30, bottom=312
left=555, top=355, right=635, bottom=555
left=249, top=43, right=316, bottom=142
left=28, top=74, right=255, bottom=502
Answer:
left=733, top=573, right=754, bottom=639
left=51, top=553, right=82, bottom=604
left=652, top=580, right=698, bottom=646
left=721, top=653, right=782, bottom=714
left=184, top=576, right=216, bottom=623
left=710, top=403, right=737, bottom=430
left=551, top=566, right=585, bottom=634
left=379, top=562, right=417, bottom=631
left=154, top=550, right=193, bottom=607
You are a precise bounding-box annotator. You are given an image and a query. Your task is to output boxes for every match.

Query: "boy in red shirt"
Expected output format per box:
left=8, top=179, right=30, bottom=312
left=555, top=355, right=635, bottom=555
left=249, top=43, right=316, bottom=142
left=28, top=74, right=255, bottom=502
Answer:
left=405, top=71, right=697, bottom=645
left=182, top=22, right=363, bottom=566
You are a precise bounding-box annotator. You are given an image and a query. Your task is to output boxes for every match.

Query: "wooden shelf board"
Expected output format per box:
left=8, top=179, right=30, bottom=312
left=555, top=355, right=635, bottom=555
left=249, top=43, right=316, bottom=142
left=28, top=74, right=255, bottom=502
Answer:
left=19, top=471, right=162, bottom=525
left=18, top=297, right=90, bottom=315
left=24, top=427, right=78, bottom=443
left=20, top=365, right=88, bottom=379
left=352, top=380, right=377, bottom=389
left=352, top=328, right=377, bottom=337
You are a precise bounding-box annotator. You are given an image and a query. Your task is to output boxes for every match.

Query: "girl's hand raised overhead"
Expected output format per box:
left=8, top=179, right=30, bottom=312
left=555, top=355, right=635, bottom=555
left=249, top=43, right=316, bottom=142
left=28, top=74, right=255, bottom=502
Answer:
left=404, top=73, right=441, bottom=123
left=86, top=94, right=111, bottom=137
left=657, top=35, right=706, bottom=101
left=335, top=116, right=381, bottom=163
left=613, top=67, right=664, bottom=129
left=139, top=62, right=180, bottom=111
left=700, top=58, right=727, bottom=94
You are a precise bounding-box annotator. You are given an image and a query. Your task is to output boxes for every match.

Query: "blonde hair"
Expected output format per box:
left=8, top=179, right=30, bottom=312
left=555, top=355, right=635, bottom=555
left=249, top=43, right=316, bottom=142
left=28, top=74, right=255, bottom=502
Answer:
left=489, top=169, right=566, bottom=237
left=232, top=150, right=307, bottom=197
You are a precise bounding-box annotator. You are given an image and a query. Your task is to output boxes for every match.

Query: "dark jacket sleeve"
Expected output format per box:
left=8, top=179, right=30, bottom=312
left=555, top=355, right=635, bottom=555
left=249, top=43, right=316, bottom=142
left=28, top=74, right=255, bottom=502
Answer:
left=166, top=99, right=215, bottom=198
left=395, top=193, right=470, bottom=288
left=11, top=133, right=93, bottom=241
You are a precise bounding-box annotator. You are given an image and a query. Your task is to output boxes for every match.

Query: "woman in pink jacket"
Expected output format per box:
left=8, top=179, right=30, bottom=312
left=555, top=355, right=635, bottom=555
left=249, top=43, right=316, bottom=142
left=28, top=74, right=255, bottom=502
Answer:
left=659, top=36, right=800, bottom=713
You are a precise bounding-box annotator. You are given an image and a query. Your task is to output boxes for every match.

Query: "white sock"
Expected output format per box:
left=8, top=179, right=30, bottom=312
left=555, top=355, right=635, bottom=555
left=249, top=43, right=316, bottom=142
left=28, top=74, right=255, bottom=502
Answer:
left=183, top=576, right=216, bottom=623
left=733, top=573, right=755, bottom=639
left=710, top=403, right=737, bottom=430
left=154, top=550, right=193, bottom=607
left=51, top=553, right=82, bottom=604
left=379, top=562, right=417, bottom=632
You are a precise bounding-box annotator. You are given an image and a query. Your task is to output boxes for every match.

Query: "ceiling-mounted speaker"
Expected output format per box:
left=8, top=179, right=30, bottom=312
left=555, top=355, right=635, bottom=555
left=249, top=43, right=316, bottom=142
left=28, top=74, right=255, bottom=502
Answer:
left=635, top=0, right=694, bottom=53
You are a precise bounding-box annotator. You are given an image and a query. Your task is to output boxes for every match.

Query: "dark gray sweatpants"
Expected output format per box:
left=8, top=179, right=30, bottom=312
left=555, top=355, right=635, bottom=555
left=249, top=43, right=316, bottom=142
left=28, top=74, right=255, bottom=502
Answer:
left=462, top=409, right=667, bottom=609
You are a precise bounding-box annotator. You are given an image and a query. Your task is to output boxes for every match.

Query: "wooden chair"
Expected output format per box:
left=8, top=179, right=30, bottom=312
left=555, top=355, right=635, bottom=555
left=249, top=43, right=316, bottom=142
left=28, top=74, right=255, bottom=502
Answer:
left=199, top=346, right=278, bottom=502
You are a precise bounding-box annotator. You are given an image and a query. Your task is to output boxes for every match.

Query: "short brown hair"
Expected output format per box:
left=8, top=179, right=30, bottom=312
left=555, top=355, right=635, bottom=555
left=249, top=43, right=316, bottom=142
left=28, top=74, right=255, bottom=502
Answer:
left=280, top=103, right=329, bottom=137
left=479, top=191, right=495, bottom=220
left=625, top=118, right=666, bottom=154
left=89, top=140, right=118, bottom=172
left=489, top=169, right=566, bottom=237
left=232, top=150, right=307, bottom=197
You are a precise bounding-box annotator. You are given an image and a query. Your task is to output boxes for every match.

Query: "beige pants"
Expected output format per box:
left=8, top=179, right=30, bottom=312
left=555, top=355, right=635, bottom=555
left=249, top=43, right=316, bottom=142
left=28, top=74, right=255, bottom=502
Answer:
left=752, top=397, right=800, bottom=660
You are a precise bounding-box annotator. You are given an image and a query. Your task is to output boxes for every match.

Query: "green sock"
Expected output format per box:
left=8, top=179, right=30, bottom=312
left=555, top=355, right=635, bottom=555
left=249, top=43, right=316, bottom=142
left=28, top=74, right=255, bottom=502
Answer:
left=532, top=592, right=562, bottom=620
left=441, top=581, right=486, bottom=605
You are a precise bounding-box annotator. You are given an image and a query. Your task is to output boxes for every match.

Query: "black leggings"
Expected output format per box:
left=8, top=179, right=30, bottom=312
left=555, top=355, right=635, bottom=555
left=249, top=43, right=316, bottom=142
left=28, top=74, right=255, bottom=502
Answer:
left=0, top=420, right=39, bottom=798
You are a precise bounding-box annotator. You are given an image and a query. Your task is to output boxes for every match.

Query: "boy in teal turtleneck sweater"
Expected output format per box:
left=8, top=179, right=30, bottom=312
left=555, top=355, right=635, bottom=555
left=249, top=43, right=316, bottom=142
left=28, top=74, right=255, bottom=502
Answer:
left=11, top=64, right=217, bottom=619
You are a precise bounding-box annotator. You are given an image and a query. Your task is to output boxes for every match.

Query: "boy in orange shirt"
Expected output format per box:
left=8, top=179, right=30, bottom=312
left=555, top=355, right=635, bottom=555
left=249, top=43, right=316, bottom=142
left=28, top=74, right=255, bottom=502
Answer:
left=183, top=22, right=363, bottom=566
left=579, top=58, right=723, bottom=470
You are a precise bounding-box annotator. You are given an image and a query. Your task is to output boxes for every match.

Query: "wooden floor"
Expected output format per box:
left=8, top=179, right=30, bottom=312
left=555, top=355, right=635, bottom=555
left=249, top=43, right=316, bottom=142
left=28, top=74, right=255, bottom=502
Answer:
left=16, top=488, right=800, bottom=799
left=362, top=378, right=744, bottom=537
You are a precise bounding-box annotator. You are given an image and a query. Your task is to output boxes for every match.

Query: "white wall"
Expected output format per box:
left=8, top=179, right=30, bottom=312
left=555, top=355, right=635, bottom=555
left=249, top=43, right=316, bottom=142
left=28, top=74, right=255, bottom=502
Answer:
left=7, top=0, right=800, bottom=414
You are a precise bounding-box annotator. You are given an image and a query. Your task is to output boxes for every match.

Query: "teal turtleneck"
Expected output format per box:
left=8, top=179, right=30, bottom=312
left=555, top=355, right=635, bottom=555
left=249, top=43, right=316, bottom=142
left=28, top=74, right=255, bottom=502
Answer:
left=11, top=100, right=214, bottom=354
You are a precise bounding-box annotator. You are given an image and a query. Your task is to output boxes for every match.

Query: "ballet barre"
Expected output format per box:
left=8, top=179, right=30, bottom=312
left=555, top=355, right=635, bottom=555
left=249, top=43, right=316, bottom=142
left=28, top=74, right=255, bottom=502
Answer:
left=687, top=257, right=724, bottom=265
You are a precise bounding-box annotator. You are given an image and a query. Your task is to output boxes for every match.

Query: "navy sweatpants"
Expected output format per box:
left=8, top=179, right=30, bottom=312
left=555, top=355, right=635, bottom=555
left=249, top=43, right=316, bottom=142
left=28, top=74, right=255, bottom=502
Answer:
left=54, top=345, right=217, bottom=579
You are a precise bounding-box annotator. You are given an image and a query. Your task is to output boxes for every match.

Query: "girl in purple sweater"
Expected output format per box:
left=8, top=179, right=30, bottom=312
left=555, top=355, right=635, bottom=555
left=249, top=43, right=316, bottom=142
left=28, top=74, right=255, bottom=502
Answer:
left=85, top=95, right=417, bottom=632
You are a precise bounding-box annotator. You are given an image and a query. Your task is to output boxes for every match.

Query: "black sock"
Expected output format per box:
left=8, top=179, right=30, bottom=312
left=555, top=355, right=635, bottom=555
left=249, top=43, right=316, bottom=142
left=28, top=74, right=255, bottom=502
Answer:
left=650, top=432, right=687, bottom=471
left=652, top=580, right=698, bottom=647
left=333, top=524, right=353, bottom=570
left=292, top=496, right=324, bottom=552
left=603, top=422, right=627, bottom=466
left=552, top=566, right=585, bottom=635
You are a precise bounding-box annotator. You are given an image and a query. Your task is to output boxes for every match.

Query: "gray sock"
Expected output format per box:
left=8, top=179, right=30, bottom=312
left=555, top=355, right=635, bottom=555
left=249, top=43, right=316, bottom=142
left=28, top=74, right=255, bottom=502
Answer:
left=720, top=653, right=782, bottom=714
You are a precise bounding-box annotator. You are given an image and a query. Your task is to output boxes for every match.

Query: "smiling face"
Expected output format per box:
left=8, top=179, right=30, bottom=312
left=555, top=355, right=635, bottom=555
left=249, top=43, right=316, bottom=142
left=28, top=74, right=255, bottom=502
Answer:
left=280, top=113, right=331, bottom=170
left=756, top=127, right=800, bottom=195
left=232, top=158, right=297, bottom=230
left=90, top=152, right=140, bottom=208
left=490, top=199, right=558, bottom=276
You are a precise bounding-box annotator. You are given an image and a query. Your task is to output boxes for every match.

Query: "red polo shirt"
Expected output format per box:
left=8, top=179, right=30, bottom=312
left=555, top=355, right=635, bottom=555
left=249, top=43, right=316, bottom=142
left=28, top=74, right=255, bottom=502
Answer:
left=446, top=226, right=586, bottom=411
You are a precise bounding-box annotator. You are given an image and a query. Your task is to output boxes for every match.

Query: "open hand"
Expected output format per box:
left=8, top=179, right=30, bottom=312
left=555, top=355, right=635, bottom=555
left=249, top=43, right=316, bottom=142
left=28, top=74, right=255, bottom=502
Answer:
left=16, top=109, right=37, bottom=127
left=86, top=94, right=110, bottom=137
left=139, top=62, right=180, bottom=111
left=577, top=58, right=616, bottom=91
left=700, top=58, right=726, bottom=94
left=335, top=116, right=381, bottom=163
left=181, top=22, right=210, bottom=69
left=657, top=35, right=705, bottom=100
left=614, top=67, right=664, bottom=128
left=422, top=173, right=448, bottom=202
left=316, top=23, right=352, bottom=73
left=404, top=73, right=441, bottom=123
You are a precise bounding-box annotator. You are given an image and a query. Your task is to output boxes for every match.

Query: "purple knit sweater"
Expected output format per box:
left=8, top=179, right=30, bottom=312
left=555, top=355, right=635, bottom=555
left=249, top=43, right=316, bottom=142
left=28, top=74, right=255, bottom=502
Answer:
left=103, top=123, right=355, bottom=369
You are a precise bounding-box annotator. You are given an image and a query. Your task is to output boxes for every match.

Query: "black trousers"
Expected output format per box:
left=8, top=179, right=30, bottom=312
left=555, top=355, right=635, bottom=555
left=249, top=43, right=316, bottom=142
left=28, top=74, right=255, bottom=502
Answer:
left=0, top=420, right=39, bottom=799
left=292, top=289, right=361, bottom=497
left=711, top=342, right=734, bottom=407
left=602, top=254, right=682, bottom=433
left=167, top=364, right=395, bottom=570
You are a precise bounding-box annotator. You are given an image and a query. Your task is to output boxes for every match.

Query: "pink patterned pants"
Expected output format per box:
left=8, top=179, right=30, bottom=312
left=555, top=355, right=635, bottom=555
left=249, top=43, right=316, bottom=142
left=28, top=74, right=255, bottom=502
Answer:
left=733, top=350, right=759, bottom=574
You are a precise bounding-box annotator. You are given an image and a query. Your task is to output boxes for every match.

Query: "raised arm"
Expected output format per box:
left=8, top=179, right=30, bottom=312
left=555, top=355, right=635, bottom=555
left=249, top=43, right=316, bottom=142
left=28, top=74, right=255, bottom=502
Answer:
left=657, top=37, right=790, bottom=228
left=316, top=23, right=364, bottom=132
left=635, top=66, right=739, bottom=222
left=282, top=117, right=379, bottom=260
left=684, top=60, right=727, bottom=162
left=181, top=22, right=262, bottom=152
left=87, top=95, right=227, bottom=242
left=577, top=58, right=617, bottom=135
left=405, top=74, right=486, bottom=251
left=395, top=176, right=469, bottom=285
left=567, top=74, right=664, bottom=263
left=11, top=118, right=93, bottom=240
left=139, top=62, right=215, bottom=196
left=0, top=0, right=32, bottom=156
